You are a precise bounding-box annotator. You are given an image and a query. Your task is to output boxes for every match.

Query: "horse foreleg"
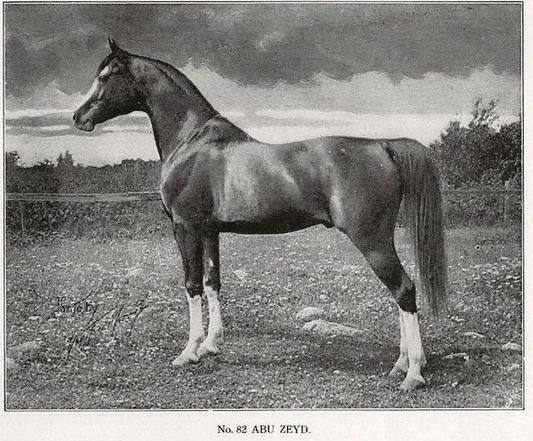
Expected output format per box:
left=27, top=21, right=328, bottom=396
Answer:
left=198, top=234, right=224, bottom=357
left=172, top=225, right=205, bottom=366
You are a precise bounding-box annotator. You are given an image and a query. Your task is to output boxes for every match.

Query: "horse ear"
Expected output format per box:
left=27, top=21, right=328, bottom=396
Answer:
left=108, top=37, right=120, bottom=53
left=108, top=37, right=129, bottom=62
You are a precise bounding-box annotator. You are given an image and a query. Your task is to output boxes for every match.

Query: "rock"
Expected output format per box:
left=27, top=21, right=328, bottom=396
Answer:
left=6, top=357, right=18, bottom=371
left=464, top=331, right=485, bottom=339
left=505, top=363, right=521, bottom=372
left=444, top=352, right=469, bottom=360
left=8, top=341, right=42, bottom=363
left=501, top=342, right=522, bottom=352
left=303, top=319, right=363, bottom=338
left=126, top=267, right=143, bottom=278
left=232, top=269, right=248, bottom=281
left=296, top=307, right=326, bottom=322
left=340, top=264, right=357, bottom=273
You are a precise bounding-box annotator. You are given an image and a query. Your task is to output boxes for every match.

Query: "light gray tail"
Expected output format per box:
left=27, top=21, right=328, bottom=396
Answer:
left=387, top=139, right=447, bottom=316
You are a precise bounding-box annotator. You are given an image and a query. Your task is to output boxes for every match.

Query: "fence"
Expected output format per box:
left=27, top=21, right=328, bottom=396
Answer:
left=5, top=188, right=522, bottom=238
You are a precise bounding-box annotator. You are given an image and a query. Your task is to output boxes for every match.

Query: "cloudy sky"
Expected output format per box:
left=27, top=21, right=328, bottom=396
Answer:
left=4, top=3, right=521, bottom=166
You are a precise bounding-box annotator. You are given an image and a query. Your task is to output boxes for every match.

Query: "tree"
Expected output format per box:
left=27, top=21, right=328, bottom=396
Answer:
left=57, top=150, right=74, bottom=170
left=430, top=100, right=521, bottom=188
left=5, top=151, right=21, bottom=192
left=5, top=150, right=20, bottom=173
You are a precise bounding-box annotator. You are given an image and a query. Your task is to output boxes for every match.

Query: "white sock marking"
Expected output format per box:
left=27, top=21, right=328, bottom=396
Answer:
left=173, top=293, right=204, bottom=365
left=400, top=310, right=426, bottom=383
left=186, top=293, right=205, bottom=349
left=393, top=307, right=409, bottom=372
left=202, top=285, right=223, bottom=349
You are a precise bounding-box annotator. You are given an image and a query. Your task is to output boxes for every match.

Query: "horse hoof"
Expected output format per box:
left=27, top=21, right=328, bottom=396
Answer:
left=399, top=376, right=425, bottom=391
left=197, top=343, right=220, bottom=357
left=172, top=353, right=199, bottom=366
left=388, top=365, right=407, bottom=378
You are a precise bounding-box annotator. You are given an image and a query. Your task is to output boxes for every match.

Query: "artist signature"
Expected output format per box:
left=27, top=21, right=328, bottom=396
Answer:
left=65, top=299, right=149, bottom=362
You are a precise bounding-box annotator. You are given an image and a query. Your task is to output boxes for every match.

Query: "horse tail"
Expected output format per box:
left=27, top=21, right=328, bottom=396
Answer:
left=386, top=139, right=447, bottom=316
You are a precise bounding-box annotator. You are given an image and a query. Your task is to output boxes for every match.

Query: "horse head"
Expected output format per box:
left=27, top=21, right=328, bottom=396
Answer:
left=73, top=38, right=144, bottom=131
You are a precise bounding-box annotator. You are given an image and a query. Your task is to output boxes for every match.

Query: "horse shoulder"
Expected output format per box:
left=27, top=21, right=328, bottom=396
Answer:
left=160, top=145, right=219, bottom=221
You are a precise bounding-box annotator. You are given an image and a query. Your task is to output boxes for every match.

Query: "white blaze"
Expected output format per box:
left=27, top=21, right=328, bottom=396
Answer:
left=99, top=65, right=112, bottom=78
left=79, top=77, right=99, bottom=108
left=78, top=65, right=111, bottom=108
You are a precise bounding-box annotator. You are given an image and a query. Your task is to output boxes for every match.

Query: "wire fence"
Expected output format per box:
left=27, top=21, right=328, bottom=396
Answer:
left=5, top=188, right=522, bottom=237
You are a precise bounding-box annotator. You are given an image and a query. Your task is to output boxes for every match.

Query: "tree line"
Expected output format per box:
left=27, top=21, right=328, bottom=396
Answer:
left=5, top=152, right=161, bottom=193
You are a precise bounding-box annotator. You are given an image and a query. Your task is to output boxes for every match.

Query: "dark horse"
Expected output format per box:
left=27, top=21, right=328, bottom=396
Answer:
left=74, top=39, right=446, bottom=390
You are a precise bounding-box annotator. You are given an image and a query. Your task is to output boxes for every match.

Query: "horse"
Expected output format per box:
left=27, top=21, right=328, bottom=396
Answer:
left=73, top=39, right=447, bottom=391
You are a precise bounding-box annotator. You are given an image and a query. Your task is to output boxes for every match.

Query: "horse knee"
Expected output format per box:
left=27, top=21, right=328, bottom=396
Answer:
left=185, top=280, right=203, bottom=297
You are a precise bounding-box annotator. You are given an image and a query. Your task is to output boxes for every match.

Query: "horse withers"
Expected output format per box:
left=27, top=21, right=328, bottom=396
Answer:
left=73, top=39, right=447, bottom=391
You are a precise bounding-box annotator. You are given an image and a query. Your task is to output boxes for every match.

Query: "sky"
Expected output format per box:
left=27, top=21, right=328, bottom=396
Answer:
left=4, top=3, right=522, bottom=166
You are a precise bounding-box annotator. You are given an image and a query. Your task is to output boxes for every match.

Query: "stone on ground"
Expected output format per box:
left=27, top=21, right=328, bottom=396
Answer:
left=6, top=357, right=18, bottom=371
left=232, top=269, right=248, bottom=281
left=296, top=307, right=326, bottom=322
left=303, top=319, right=362, bottom=338
left=464, top=331, right=485, bottom=339
left=501, top=342, right=522, bottom=352
left=8, top=341, right=42, bottom=363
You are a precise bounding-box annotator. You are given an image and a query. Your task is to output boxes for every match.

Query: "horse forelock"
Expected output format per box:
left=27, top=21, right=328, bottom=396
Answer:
left=96, top=54, right=116, bottom=75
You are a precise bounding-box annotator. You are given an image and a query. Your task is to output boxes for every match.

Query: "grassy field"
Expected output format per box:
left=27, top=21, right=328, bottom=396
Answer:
left=5, top=225, right=522, bottom=409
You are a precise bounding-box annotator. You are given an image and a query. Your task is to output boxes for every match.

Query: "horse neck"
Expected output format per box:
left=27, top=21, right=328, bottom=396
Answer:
left=138, top=60, right=219, bottom=161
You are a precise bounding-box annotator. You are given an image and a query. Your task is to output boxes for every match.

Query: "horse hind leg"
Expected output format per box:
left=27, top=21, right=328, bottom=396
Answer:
left=351, top=234, right=427, bottom=390
left=388, top=305, right=408, bottom=377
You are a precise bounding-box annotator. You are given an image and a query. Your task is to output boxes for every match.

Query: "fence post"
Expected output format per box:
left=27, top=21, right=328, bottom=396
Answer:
left=19, top=201, right=25, bottom=235
left=503, top=180, right=510, bottom=223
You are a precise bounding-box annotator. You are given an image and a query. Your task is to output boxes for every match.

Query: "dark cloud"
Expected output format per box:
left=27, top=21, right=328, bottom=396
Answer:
left=5, top=3, right=521, bottom=98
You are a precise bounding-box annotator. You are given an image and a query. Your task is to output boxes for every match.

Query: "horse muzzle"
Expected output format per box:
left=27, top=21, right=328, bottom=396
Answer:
left=73, top=110, right=95, bottom=132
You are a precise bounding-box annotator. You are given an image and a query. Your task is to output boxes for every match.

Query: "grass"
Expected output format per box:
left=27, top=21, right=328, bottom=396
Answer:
left=5, top=225, right=522, bottom=409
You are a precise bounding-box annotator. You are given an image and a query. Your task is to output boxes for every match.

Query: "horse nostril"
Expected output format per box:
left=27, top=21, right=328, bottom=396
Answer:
left=73, top=112, right=79, bottom=121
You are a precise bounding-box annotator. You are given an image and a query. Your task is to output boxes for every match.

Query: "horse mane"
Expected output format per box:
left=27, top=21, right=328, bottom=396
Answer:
left=138, top=55, right=212, bottom=102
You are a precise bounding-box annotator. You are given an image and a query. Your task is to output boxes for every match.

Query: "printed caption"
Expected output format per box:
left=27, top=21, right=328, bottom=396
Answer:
left=218, top=425, right=310, bottom=434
